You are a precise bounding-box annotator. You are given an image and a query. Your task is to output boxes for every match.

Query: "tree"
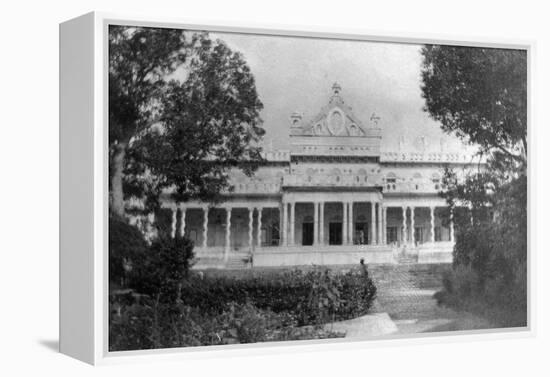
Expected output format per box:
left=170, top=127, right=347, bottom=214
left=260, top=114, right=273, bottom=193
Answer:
left=125, top=33, right=265, bottom=209
left=109, top=25, right=187, bottom=216
left=421, top=45, right=528, bottom=326
left=421, top=45, right=527, bottom=169
left=110, top=27, right=264, bottom=216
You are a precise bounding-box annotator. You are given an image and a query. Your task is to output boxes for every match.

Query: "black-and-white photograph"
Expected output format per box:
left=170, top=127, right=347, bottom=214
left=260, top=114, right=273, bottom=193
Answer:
left=108, top=24, right=527, bottom=352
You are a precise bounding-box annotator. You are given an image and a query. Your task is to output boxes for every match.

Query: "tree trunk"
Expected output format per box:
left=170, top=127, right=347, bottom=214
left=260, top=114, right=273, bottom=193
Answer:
left=111, top=142, right=127, bottom=217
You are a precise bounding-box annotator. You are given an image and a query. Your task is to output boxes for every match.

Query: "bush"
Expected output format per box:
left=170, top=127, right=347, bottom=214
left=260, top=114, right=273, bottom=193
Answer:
left=179, top=266, right=377, bottom=325
left=109, top=214, right=196, bottom=301
left=109, top=215, right=148, bottom=289
left=109, top=294, right=344, bottom=351
left=130, top=235, right=195, bottom=301
left=434, top=265, right=480, bottom=307
left=435, top=174, right=527, bottom=328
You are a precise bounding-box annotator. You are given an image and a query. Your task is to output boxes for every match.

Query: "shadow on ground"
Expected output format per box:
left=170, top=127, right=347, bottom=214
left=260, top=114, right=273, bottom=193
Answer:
left=38, top=339, right=59, bottom=353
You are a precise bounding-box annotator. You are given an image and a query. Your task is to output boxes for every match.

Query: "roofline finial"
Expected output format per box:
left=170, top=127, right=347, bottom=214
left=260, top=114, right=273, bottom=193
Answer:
left=332, top=82, right=342, bottom=96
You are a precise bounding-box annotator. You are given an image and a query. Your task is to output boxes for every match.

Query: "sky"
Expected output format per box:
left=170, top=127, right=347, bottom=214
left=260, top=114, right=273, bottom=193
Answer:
left=210, top=30, right=469, bottom=153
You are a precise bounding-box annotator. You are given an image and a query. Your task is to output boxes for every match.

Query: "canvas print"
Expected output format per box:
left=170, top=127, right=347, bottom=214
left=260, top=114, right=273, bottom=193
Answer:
left=108, top=24, right=527, bottom=352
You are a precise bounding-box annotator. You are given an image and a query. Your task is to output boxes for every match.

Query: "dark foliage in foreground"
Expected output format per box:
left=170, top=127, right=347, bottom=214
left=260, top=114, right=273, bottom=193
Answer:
left=109, top=215, right=377, bottom=351
left=109, top=264, right=376, bottom=351
left=129, top=235, right=195, bottom=300
left=109, top=298, right=344, bottom=351
left=179, top=267, right=377, bottom=326
left=109, top=215, right=149, bottom=289
left=109, top=217, right=195, bottom=297
left=434, top=175, right=527, bottom=328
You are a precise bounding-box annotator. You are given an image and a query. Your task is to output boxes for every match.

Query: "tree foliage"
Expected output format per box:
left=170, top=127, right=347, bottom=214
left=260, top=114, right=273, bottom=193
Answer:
left=421, top=45, right=527, bottom=167
left=109, top=26, right=187, bottom=146
left=131, top=33, right=265, bottom=207
left=109, top=27, right=265, bottom=216
left=422, top=45, right=528, bottom=326
left=109, top=25, right=188, bottom=215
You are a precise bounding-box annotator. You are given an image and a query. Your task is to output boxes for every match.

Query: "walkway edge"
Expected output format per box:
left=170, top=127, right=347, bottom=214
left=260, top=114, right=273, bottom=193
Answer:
left=325, top=312, right=398, bottom=338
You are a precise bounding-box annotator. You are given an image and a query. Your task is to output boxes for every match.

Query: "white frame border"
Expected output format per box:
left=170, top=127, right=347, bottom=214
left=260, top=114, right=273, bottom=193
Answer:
left=70, top=11, right=535, bottom=365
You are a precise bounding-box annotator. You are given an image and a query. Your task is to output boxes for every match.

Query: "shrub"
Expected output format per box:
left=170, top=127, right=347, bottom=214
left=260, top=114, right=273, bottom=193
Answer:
left=436, top=176, right=527, bottom=328
left=109, top=299, right=155, bottom=350
left=109, top=215, right=148, bottom=289
left=337, top=269, right=378, bottom=319
left=179, top=267, right=377, bottom=325
left=131, top=235, right=195, bottom=301
left=434, top=265, right=480, bottom=307
left=109, top=294, right=344, bottom=351
left=109, top=257, right=375, bottom=350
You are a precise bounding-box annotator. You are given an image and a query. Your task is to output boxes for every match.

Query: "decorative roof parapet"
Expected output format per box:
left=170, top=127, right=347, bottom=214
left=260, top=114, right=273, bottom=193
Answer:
left=260, top=150, right=291, bottom=162
left=380, top=151, right=486, bottom=164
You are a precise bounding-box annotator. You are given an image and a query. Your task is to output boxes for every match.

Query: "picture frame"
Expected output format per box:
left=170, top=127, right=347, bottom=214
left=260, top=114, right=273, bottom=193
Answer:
left=60, top=11, right=533, bottom=365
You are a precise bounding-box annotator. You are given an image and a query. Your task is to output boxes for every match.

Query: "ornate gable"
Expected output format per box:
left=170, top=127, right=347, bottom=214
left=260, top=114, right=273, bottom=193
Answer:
left=291, top=83, right=369, bottom=137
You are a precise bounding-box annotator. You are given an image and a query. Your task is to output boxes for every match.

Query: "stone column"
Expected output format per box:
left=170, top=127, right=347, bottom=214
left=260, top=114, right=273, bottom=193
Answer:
left=257, top=207, right=263, bottom=248
left=202, top=207, right=209, bottom=248
left=342, top=202, right=348, bottom=245
left=348, top=202, right=355, bottom=245
left=430, top=206, right=435, bottom=243
left=313, top=202, right=319, bottom=245
left=179, top=207, right=186, bottom=238
left=289, top=202, right=295, bottom=246
left=377, top=203, right=383, bottom=245
left=171, top=207, right=177, bottom=238
left=282, top=202, right=288, bottom=246
left=370, top=202, right=376, bottom=245
left=248, top=207, right=254, bottom=250
left=402, top=206, right=407, bottom=245
left=410, top=206, right=416, bottom=246
left=225, top=207, right=232, bottom=261
left=279, top=203, right=284, bottom=246
left=322, top=203, right=327, bottom=245
left=382, top=206, right=388, bottom=245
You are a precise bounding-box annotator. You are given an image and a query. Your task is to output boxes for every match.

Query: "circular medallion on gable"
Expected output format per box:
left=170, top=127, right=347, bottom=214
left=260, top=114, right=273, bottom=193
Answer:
left=327, top=108, right=345, bottom=135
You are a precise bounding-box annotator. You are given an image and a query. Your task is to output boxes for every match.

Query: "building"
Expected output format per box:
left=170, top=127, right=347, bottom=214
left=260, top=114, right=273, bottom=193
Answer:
left=156, top=83, right=480, bottom=268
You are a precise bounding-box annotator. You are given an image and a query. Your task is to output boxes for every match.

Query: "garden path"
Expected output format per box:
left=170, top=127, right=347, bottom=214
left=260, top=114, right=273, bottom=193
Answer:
left=369, top=264, right=492, bottom=334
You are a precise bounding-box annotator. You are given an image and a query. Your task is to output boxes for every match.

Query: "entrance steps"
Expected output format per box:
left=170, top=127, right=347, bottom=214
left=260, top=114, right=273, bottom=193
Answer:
left=397, top=253, right=418, bottom=265
left=225, top=254, right=252, bottom=270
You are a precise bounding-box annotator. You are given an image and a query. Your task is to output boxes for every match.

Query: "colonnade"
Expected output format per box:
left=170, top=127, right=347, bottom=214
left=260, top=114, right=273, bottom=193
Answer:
left=167, top=205, right=268, bottom=261
left=164, top=202, right=456, bottom=253
left=279, top=201, right=386, bottom=246
left=399, top=206, right=455, bottom=244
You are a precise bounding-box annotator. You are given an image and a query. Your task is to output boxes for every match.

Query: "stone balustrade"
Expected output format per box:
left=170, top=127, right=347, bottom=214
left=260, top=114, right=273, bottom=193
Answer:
left=228, top=181, right=282, bottom=194
left=282, top=173, right=382, bottom=188
left=261, top=150, right=291, bottom=161
left=380, top=151, right=483, bottom=164
left=226, top=175, right=444, bottom=194
left=382, top=180, right=442, bottom=194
